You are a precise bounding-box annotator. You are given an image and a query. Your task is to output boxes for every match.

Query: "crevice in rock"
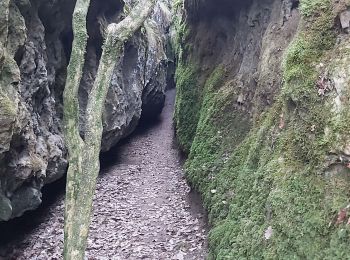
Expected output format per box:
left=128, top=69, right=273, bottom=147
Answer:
left=291, top=0, right=299, bottom=10
left=60, top=30, right=74, bottom=66
left=13, top=46, right=25, bottom=67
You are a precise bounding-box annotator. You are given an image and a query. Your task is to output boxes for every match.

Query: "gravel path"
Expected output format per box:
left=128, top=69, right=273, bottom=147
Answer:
left=0, top=89, right=208, bottom=260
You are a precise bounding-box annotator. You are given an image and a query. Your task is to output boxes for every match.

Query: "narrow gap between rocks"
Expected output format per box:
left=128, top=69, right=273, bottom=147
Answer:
left=0, top=89, right=209, bottom=259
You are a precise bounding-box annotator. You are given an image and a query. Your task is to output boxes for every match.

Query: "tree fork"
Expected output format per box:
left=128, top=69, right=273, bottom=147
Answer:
left=63, top=0, right=157, bottom=259
left=63, top=0, right=91, bottom=258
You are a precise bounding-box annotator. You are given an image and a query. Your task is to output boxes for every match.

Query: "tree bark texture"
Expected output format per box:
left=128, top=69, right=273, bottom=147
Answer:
left=63, top=0, right=157, bottom=259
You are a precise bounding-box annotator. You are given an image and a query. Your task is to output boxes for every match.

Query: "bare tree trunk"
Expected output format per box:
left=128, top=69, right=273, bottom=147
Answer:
left=63, top=0, right=89, bottom=258
left=63, top=0, right=157, bottom=259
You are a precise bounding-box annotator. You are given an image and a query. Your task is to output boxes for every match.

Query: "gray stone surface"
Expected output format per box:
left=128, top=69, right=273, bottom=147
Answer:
left=11, top=186, right=42, bottom=218
left=0, top=195, right=12, bottom=221
left=0, top=0, right=171, bottom=220
left=184, top=0, right=300, bottom=122
left=340, top=9, right=350, bottom=29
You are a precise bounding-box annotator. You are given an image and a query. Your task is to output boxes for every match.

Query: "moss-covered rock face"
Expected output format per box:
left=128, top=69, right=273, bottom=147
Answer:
left=174, top=0, right=350, bottom=258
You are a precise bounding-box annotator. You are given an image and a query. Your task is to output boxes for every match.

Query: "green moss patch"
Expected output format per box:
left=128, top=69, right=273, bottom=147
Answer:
left=175, top=0, right=350, bottom=258
left=174, top=62, right=201, bottom=152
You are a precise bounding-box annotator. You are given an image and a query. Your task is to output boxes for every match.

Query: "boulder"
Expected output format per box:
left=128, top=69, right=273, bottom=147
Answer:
left=0, top=0, right=171, bottom=220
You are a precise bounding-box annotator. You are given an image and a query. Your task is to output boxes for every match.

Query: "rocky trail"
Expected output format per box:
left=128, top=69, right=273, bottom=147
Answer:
left=0, top=89, right=208, bottom=260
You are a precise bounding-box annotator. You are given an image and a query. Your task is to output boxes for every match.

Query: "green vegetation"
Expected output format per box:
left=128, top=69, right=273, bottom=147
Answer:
left=174, top=63, right=201, bottom=152
left=299, top=0, right=332, bottom=16
left=174, top=0, right=350, bottom=258
left=0, top=90, right=16, bottom=118
left=0, top=57, right=19, bottom=118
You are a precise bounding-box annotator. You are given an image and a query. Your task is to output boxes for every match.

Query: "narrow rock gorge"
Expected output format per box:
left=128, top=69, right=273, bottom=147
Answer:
left=0, top=0, right=350, bottom=259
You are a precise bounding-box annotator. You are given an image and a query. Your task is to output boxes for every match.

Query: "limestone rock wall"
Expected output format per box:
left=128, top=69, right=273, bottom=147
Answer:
left=175, top=0, right=350, bottom=258
left=175, top=0, right=300, bottom=152
left=0, top=0, right=171, bottom=221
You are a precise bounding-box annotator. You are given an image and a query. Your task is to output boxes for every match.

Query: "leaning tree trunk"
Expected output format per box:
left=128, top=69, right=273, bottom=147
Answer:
left=63, top=0, right=157, bottom=259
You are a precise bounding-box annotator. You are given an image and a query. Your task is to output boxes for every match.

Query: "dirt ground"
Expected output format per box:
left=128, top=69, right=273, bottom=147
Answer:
left=0, top=89, right=208, bottom=260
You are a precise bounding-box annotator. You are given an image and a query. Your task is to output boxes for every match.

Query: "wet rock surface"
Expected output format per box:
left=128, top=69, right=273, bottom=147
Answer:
left=0, top=89, right=208, bottom=259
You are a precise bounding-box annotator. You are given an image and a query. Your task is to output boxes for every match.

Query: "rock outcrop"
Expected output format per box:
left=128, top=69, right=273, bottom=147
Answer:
left=175, top=0, right=300, bottom=152
left=0, top=0, right=171, bottom=221
left=175, top=0, right=350, bottom=258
